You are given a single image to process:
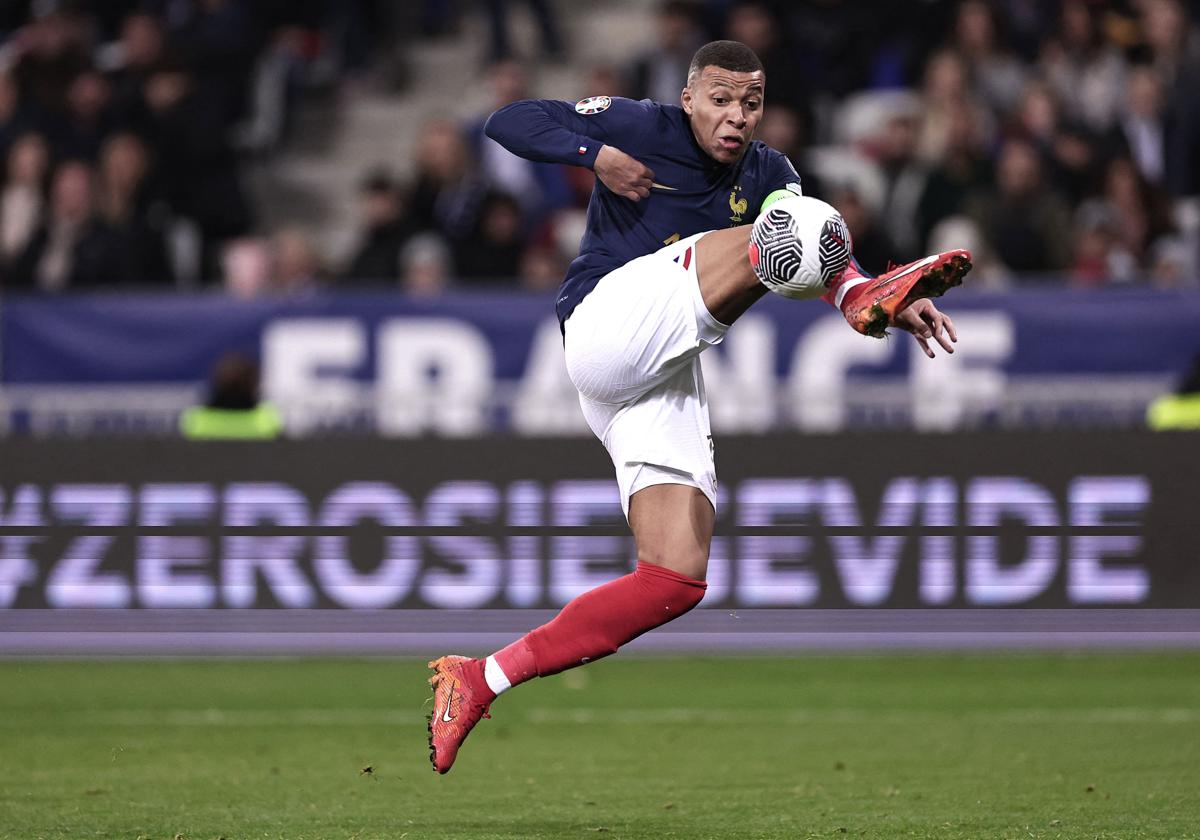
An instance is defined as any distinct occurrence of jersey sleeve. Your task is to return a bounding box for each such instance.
[484,97,660,169]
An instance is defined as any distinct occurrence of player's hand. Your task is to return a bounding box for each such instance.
[893,298,957,358]
[594,144,655,201]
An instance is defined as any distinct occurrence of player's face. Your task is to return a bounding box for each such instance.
[682,66,765,164]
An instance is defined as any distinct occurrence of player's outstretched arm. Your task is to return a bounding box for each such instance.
[484,97,658,172]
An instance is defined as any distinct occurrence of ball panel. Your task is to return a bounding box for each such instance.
[818,215,852,286]
[749,206,802,292]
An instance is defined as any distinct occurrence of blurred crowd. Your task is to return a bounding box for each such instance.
[351,0,1200,296]
[0,0,399,293]
[1,0,1199,297]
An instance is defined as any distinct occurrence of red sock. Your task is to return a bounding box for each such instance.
[491,561,706,686]
[823,256,873,311]
[493,637,537,685]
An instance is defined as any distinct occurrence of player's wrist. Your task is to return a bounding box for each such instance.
[579,141,604,170]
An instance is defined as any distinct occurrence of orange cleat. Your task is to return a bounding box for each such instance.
[840,249,972,338]
[427,655,493,774]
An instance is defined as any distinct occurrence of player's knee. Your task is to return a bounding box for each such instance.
[634,555,708,615]
[668,579,706,614]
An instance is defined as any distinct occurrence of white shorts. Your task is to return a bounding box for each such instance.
[564,232,729,518]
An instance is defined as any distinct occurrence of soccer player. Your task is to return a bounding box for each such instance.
[427,40,971,773]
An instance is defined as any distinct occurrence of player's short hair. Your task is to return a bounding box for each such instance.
[686,40,764,86]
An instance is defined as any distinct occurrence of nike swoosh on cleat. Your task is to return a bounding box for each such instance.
[441,692,455,723]
[880,254,939,285]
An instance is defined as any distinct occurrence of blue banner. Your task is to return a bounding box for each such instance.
[2,287,1198,432]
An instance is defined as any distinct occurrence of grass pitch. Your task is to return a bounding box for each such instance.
[1,654,1198,839]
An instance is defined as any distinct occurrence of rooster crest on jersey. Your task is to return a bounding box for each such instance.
[749,195,851,300]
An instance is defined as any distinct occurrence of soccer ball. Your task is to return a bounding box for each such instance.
[748,195,852,300]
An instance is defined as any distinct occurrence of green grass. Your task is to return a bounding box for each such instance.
[1,654,1198,839]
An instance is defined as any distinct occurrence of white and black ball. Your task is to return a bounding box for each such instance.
[748,195,852,300]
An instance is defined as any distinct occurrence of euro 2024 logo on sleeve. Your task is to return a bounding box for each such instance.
[575,96,611,115]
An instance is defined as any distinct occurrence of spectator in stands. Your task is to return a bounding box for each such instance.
[272,228,323,296]
[456,192,525,282]
[1108,63,1168,188]
[969,137,1072,274]
[949,0,1028,118]
[1070,201,1129,285]
[229,24,307,155]
[625,1,703,105]
[108,12,167,123]
[95,132,172,287]
[1011,79,1096,203]
[222,236,273,299]
[169,0,259,131]
[0,133,49,272]
[48,69,115,162]
[401,232,451,297]
[13,10,92,117]
[345,170,412,282]
[485,0,563,62]
[1040,0,1126,134]
[10,159,120,291]
[917,103,993,253]
[466,60,569,232]
[870,100,929,264]
[915,49,992,165]
[1141,0,1200,196]
[1148,235,1200,288]
[1101,156,1175,274]
[410,118,487,244]
[139,61,252,272]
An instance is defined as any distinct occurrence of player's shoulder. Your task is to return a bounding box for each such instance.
[572,97,679,150]
[745,140,801,179]
[572,95,661,117]
[745,139,790,166]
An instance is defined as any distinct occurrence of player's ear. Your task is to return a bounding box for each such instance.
[681,86,693,115]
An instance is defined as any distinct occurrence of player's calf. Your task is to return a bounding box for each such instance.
[426,560,707,774]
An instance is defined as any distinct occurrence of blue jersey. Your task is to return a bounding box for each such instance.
[484,96,802,326]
